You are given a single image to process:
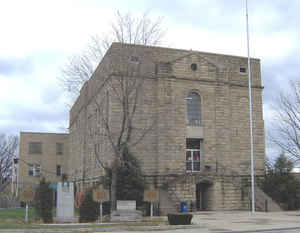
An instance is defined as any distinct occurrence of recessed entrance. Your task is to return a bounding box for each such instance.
[196,182,211,210]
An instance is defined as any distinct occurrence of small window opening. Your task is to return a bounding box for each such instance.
[240,67,247,73]
[191,63,197,71]
[56,165,62,176]
[130,56,139,62]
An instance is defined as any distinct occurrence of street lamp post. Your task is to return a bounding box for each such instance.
[246,0,256,213]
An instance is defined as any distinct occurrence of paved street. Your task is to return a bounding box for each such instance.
[1,211,300,233]
[245,230,300,233]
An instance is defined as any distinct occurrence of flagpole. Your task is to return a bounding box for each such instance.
[246,0,255,213]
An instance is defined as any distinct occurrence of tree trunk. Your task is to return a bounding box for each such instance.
[110,160,118,212]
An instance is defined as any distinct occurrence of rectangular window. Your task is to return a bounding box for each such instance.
[130,56,139,63]
[186,138,201,172]
[28,164,34,176]
[56,143,64,155]
[29,164,40,177]
[29,142,42,154]
[240,67,247,74]
[56,165,61,176]
[35,164,40,177]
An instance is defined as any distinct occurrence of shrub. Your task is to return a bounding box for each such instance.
[167,213,193,225]
[79,189,99,222]
[104,147,145,207]
[261,153,300,210]
[34,178,53,223]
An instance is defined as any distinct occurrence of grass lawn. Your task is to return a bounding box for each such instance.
[0,207,36,229]
[0,208,168,230]
[0,207,57,229]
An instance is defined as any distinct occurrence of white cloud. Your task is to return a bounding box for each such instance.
[0,0,115,57]
[0,0,299,162]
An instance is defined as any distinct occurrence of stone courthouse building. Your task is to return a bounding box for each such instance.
[18,43,274,213]
[66,42,268,213]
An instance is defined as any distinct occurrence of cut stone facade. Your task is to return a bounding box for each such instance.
[18,43,266,214]
[67,43,266,213]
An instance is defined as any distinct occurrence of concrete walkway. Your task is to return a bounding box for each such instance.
[94,211,300,232]
[1,211,300,233]
[191,211,300,232]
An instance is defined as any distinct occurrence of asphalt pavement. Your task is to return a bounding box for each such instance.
[1,211,300,233]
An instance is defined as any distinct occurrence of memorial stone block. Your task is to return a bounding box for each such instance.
[117,200,136,210]
[56,182,77,222]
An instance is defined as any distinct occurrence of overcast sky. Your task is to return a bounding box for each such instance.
[1,0,299,158]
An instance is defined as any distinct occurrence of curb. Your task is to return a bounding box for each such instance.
[1,225,300,233]
[213,227,300,233]
[0,224,202,233]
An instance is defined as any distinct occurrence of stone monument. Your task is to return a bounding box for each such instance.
[55,182,77,222]
[111,200,142,221]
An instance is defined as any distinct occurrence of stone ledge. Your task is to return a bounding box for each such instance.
[53,217,78,223]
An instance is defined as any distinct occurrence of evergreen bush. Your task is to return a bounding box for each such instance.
[34,178,53,223]
[104,147,145,207]
[79,189,99,222]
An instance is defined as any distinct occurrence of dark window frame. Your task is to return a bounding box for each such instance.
[28,163,40,177]
[186,138,201,172]
[187,92,201,126]
[56,165,62,176]
[240,67,247,74]
[28,164,34,176]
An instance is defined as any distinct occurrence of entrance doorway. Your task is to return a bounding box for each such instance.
[196,183,211,210]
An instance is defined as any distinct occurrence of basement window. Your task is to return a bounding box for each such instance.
[191,63,197,71]
[240,67,247,74]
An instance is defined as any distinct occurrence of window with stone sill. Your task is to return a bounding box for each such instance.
[187,91,201,126]
[29,142,42,154]
[186,138,201,172]
[240,67,247,74]
[28,164,41,177]
[56,165,62,176]
[56,143,64,155]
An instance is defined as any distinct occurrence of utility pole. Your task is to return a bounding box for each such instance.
[11,157,14,195]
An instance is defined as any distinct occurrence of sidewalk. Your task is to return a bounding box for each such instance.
[1,211,300,233]
[96,211,300,232]
[191,211,300,232]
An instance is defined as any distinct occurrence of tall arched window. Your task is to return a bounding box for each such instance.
[187,92,201,126]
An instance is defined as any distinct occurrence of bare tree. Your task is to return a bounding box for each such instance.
[0,134,18,194]
[59,11,165,102]
[91,48,156,211]
[270,81,300,161]
[61,10,165,211]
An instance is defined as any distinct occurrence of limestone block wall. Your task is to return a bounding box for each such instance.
[167,176,196,202]
[67,43,265,211]
[212,176,247,210]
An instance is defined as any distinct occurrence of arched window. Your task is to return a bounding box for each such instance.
[187,92,201,126]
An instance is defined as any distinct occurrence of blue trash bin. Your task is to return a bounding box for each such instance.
[181,201,187,213]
